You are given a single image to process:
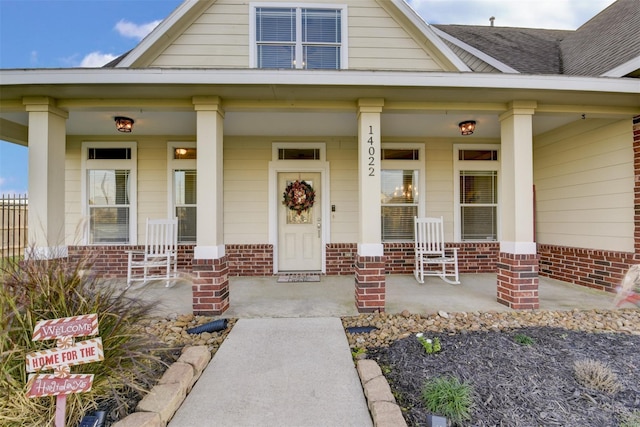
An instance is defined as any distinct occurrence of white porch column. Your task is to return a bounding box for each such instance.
[191,96,228,315]
[355,98,386,313]
[497,100,539,309]
[23,96,68,259]
[193,96,225,259]
[357,98,384,256]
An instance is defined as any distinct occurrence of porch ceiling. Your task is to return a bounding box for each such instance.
[1,69,638,142]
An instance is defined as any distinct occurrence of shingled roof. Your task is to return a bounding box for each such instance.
[561,0,640,76]
[433,0,640,77]
[432,25,570,74]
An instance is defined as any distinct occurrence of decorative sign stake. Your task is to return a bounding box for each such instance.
[26,314,102,427]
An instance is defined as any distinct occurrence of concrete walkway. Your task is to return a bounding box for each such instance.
[168,317,373,427]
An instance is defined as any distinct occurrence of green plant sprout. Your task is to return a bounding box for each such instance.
[514,333,535,346]
[416,333,441,354]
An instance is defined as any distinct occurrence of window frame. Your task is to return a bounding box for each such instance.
[81,141,137,245]
[380,143,425,242]
[453,144,500,242]
[249,2,349,69]
[167,141,197,244]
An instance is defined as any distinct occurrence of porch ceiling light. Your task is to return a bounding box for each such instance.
[114,116,134,133]
[458,120,476,135]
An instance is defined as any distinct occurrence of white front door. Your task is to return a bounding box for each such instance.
[278,172,322,271]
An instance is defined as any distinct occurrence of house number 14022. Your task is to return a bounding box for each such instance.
[367,125,376,176]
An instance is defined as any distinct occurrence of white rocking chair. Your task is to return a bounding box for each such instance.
[126,218,178,287]
[414,216,460,284]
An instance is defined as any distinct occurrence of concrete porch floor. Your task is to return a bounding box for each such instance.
[125,273,623,318]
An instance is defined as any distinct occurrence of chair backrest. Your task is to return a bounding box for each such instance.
[414,216,446,255]
[144,218,178,256]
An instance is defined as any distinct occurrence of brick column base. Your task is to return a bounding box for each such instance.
[354,255,386,313]
[192,256,229,316]
[497,252,539,309]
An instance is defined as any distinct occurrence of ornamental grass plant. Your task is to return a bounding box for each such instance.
[0,251,174,426]
[421,375,474,426]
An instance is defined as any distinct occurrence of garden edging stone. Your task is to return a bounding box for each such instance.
[113,345,210,427]
[357,359,408,427]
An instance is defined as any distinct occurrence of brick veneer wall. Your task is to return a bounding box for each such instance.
[68,245,195,279]
[538,245,635,293]
[384,242,499,275]
[635,116,640,256]
[226,244,273,276]
[69,241,500,278]
[326,243,357,275]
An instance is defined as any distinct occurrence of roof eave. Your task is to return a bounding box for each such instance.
[601,56,640,78]
[1,68,638,94]
[430,26,519,74]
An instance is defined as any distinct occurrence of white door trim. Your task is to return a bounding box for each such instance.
[268,160,330,274]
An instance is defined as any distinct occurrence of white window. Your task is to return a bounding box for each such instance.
[250,4,347,69]
[82,142,137,244]
[168,143,197,243]
[454,145,500,241]
[381,145,424,241]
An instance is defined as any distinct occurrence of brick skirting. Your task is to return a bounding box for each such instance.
[354,255,386,313]
[497,252,539,310]
[226,244,273,276]
[538,244,637,293]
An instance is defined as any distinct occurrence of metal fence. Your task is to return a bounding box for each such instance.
[1,193,28,261]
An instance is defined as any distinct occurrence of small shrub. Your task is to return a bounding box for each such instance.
[421,375,473,425]
[514,333,535,346]
[416,333,441,354]
[573,359,621,394]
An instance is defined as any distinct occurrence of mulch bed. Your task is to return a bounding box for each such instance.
[369,327,640,426]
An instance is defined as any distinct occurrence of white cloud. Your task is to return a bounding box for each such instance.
[79,52,118,68]
[29,50,39,65]
[408,0,616,29]
[115,19,161,40]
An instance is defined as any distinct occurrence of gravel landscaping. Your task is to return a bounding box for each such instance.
[343,308,640,427]
[108,308,640,426]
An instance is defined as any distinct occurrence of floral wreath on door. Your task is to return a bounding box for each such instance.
[282,180,315,215]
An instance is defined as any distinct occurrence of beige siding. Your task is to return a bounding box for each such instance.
[348,2,444,71]
[533,119,634,251]
[223,137,271,244]
[137,138,169,243]
[424,140,456,239]
[150,0,448,71]
[327,139,359,243]
[65,139,83,245]
[150,1,249,68]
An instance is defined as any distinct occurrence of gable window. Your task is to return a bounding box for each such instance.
[454,145,499,241]
[381,145,424,241]
[82,142,137,244]
[251,4,347,69]
[168,143,197,243]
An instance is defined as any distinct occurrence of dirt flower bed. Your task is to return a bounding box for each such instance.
[343,309,640,427]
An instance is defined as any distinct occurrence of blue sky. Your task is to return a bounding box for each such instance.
[0,0,616,195]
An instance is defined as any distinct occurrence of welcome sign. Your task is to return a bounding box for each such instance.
[25,314,103,427]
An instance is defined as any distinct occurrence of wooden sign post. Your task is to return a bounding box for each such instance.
[26,314,103,427]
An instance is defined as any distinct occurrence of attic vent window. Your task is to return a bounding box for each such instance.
[278,148,320,160]
[458,150,498,161]
[88,148,131,160]
[253,6,345,70]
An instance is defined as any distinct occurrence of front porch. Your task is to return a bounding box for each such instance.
[125,273,621,319]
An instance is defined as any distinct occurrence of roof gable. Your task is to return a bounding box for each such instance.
[115,0,468,72]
